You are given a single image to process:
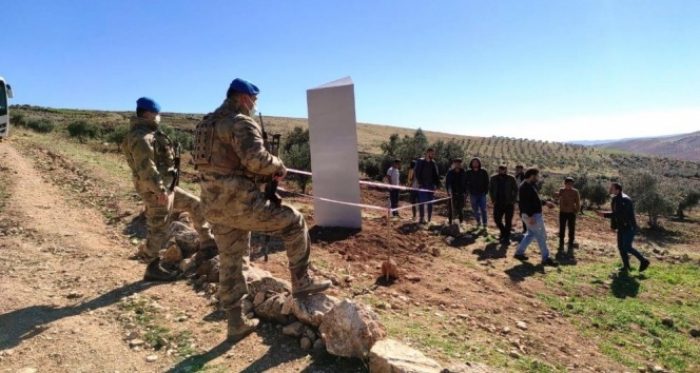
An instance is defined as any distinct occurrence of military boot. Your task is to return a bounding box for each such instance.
[143,257,181,282]
[226,307,259,343]
[291,266,332,297]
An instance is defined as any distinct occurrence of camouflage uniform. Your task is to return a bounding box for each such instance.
[123,117,216,260]
[196,99,326,314]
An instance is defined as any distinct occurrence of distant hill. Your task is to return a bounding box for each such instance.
[600,131,700,162]
[9,105,700,179]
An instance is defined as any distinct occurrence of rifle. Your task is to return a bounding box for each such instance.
[259,113,282,262]
[169,142,181,192]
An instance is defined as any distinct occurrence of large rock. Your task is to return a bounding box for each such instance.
[254,293,290,324]
[369,339,442,373]
[319,299,386,358]
[441,362,505,373]
[292,293,341,327]
[247,266,292,295]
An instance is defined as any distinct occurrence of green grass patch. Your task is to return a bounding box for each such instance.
[540,262,700,372]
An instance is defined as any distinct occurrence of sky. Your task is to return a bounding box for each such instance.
[2,0,699,142]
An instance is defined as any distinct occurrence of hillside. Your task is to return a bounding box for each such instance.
[600,131,700,162]
[9,105,700,179]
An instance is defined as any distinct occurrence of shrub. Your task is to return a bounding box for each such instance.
[26,118,55,133]
[10,112,27,127]
[67,120,99,143]
[106,124,130,152]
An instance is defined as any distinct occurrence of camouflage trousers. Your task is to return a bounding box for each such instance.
[199,176,311,310]
[140,186,216,259]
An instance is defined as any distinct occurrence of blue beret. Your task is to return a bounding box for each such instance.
[136,97,161,113]
[229,78,260,95]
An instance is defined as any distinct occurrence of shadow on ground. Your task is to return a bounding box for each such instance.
[611,273,642,299]
[309,226,362,244]
[505,261,543,282]
[473,242,510,261]
[165,322,367,373]
[0,281,159,350]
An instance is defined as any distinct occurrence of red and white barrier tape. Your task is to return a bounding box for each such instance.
[286,168,447,195]
[278,187,451,213]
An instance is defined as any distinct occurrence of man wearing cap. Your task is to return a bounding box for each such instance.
[445,158,467,225]
[194,78,331,342]
[554,177,581,255]
[123,97,217,280]
[489,165,519,244]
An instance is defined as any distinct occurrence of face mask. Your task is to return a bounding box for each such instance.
[247,97,258,117]
[154,114,161,124]
[610,193,617,198]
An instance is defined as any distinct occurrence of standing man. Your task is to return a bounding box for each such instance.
[555,177,581,255]
[193,78,331,342]
[413,148,440,225]
[489,165,519,244]
[445,158,467,225]
[384,159,401,217]
[407,160,419,220]
[465,158,490,230]
[513,168,558,267]
[514,165,527,234]
[598,183,650,273]
[123,97,217,281]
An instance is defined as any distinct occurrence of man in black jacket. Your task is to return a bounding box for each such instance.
[465,157,490,230]
[489,165,519,244]
[598,183,650,273]
[413,148,441,224]
[513,168,558,267]
[514,165,527,234]
[446,158,467,225]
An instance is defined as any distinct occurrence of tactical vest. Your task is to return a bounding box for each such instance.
[192,113,244,175]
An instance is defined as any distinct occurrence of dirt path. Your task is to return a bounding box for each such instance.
[0,140,157,372]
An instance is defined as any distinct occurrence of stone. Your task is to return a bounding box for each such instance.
[161,245,183,264]
[292,293,341,327]
[196,257,220,282]
[281,296,294,315]
[652,338,661,347]
[441,223,461,237]
[179,257,195,272]
[516,321,528,330]
[652,366,664,373]
[145,355,158,362]
[380,259,399,280]
[690,328,700,338]
[129,339,145,347]
[502,327,511,334]
[509,350,521,359]
[17,369,37,373]
[253,292,266,307]
[304,328,317,341]
[319,299,386,358]
[282,322,306,337]
[313,338,326,352]
[300,336,313,351]
[254,294,289,324]
[369,339,442,373]
[661,318,674,328]
[66,291,83,299]
[247,266,292,295]
[441,362,505,373]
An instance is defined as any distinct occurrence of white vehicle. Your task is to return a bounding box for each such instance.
[0,76,14,138]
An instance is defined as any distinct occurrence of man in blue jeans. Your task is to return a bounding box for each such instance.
[514,168,559,267]
[413,148,441,225]
[465,157,490,230]
[598,182,650,273]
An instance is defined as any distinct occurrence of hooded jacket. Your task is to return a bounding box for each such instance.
[464,158,490,195]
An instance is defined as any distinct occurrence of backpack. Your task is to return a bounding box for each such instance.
[192,114,216,169]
